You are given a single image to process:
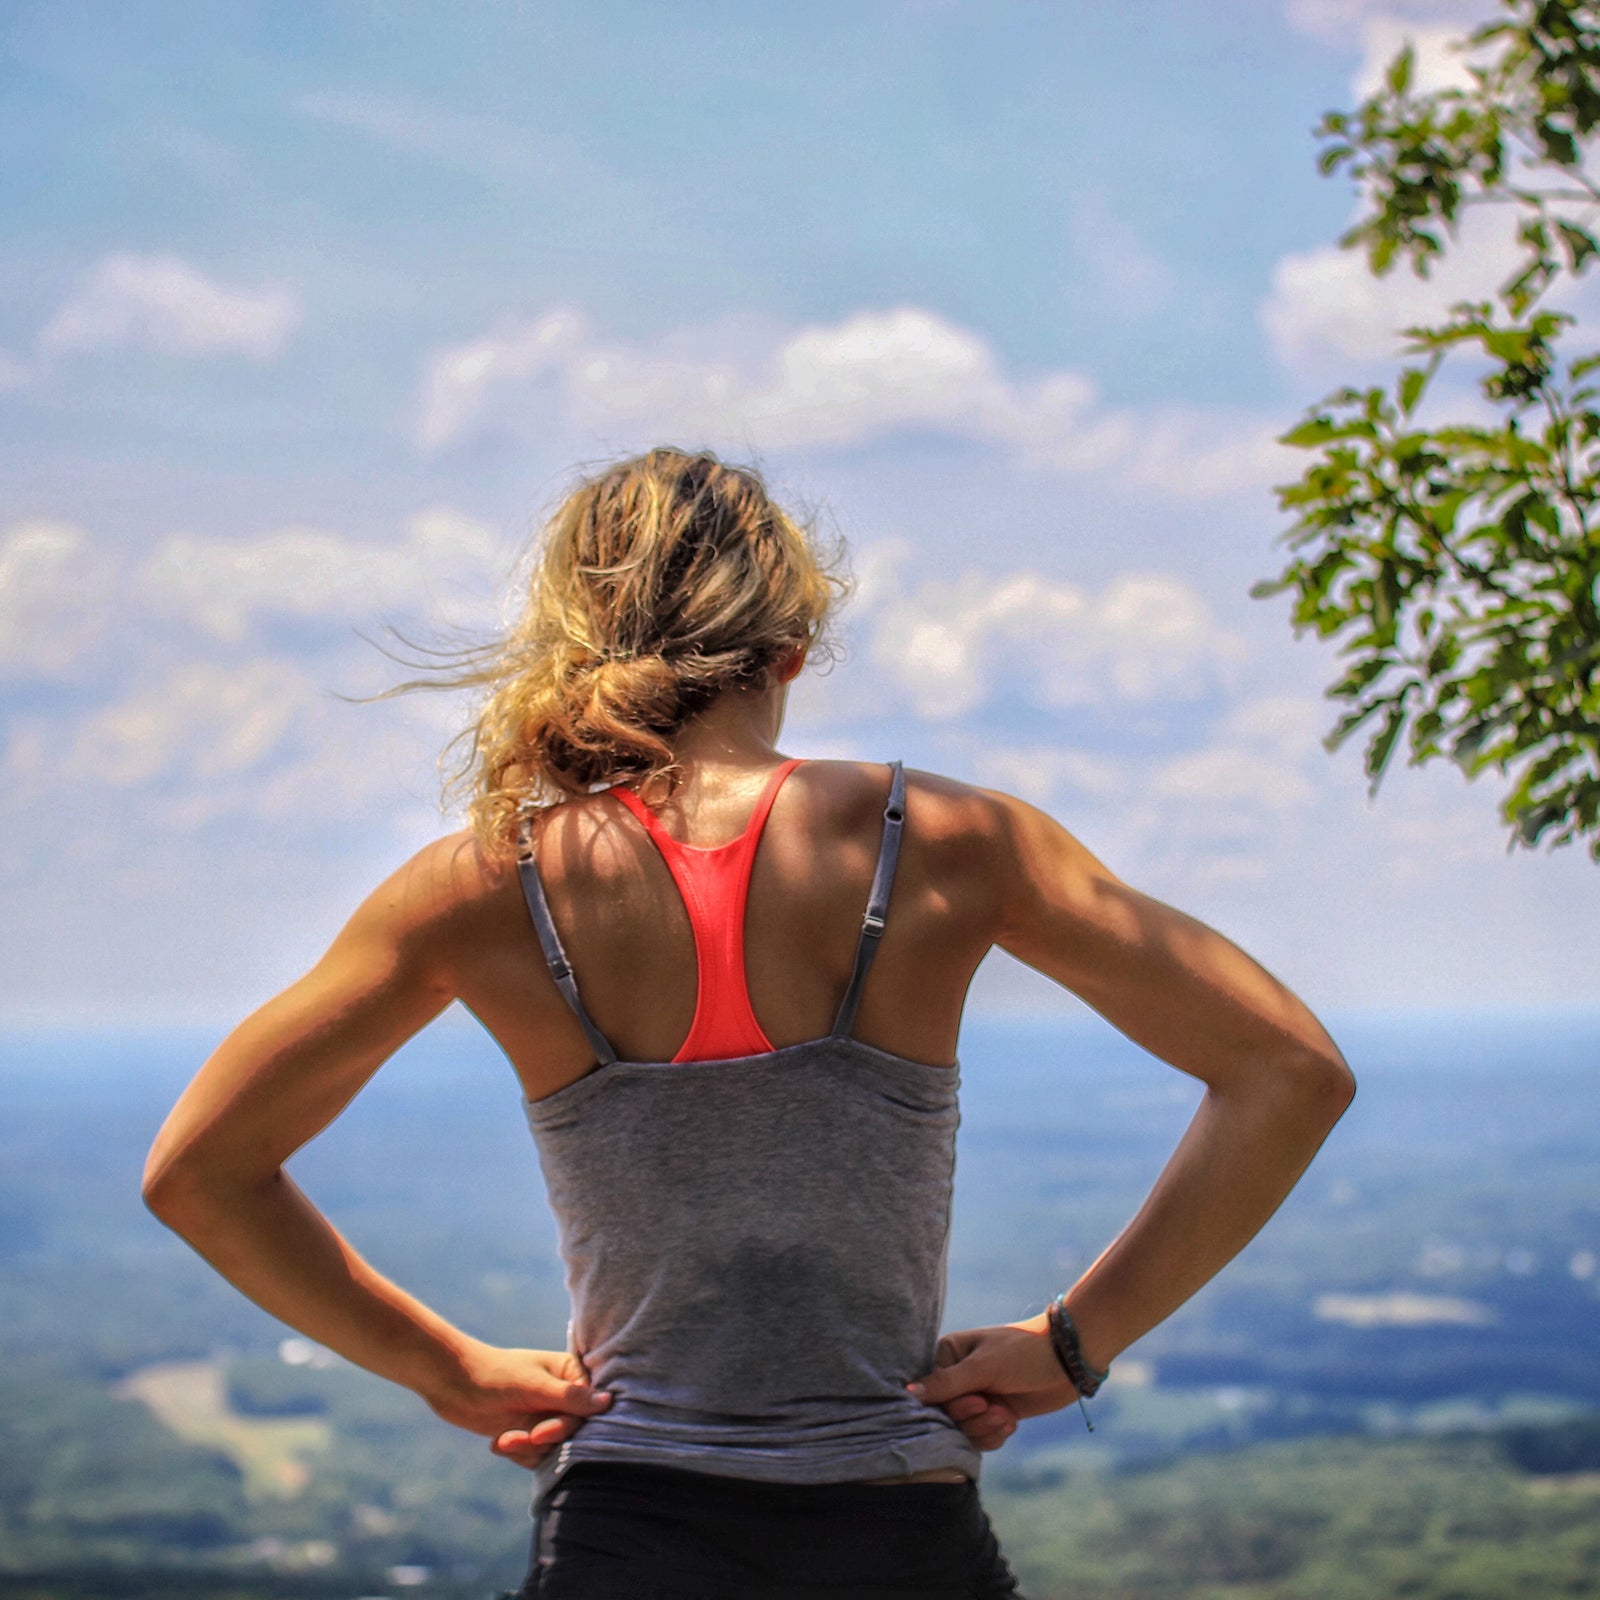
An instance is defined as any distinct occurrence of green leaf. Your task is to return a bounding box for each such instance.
[1537,123,1580,166]
[1512,798,1569,846]
[1332,655,1392,697]
[1557,221,1600,274]
[1372,562,1403,643]
[1279,417,1345,448]
[1325,697,1387,750]
[1365,703,1409,789]
[1249,576,1292,600]
[1452,711,1515,766]
[1386,43,1415,97]
[1398,365,1430,416]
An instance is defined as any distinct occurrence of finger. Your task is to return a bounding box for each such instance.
[527,1413,587,1447]
[953,1408,1017,1446]
[908,1352,988,1406]
[558,1381,614,1414]
[971,1418,1018,1453]
[941,1393,990,1423]
[954,1400,1017,1440]
[497,1414,581,1451]
[932,1330,980,1370]
[489,1440,548,1471]
[522,1380,614,1416]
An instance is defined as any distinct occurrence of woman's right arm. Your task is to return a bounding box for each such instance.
[142,837,611,1464]
[915,792,1355,1435]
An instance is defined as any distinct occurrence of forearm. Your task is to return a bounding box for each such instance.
[1053,1056,1354,1369]
[146,1164,473,1406]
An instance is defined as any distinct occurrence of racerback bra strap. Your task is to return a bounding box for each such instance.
[833,760,906,1039]
[517,819,619,1067]
[517,760,906,1063]
[611,758,803,1063]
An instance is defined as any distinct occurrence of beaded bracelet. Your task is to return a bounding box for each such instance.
[1046,1293,1110,1432]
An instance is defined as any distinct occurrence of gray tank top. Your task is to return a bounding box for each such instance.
[518,761,979,1495]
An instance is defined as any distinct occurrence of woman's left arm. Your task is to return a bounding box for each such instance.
[142,839,610,1463]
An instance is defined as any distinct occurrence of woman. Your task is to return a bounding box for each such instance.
[144,447,1355,1599]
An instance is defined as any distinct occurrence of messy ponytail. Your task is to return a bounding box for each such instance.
[412,447,848,853]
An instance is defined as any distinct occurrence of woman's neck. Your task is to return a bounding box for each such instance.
[669,679,791,776]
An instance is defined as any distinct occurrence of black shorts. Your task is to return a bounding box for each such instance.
[509,1461,1025,1599]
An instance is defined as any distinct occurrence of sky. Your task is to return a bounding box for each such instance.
[3,0,1596,1029]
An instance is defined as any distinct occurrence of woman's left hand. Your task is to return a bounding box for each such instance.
[914,1317,1073,1452]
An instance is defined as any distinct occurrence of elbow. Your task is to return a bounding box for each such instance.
[141,1150,197,1227]
[1216,1044,1354,1130]
[142,1144,257,1231]
[1291,1046,1357,1128]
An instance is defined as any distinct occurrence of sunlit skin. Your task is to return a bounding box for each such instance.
[144,646,1355,1475]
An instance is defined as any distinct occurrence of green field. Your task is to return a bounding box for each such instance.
[5,1353,1600,1599]
[990,1433,1600,1599]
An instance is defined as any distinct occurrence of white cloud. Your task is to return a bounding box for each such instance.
[1066,189,1176,319]
[1350,18,1481,98]
[960,743,1129,806]
[1260,200,1525,370]
[0,519,112,677]
[144,507,506,642]
[0,508,507,687]
[1285,0,1492,49]
[859,556,1246,720]
[0,506,514,856]
[1150,745,1315,811]
[417,308,589,451]
[1223,694,1329,760]
[295,89,611,194]
[72,659,317,791]
[37,253,300,360]
[44,655,454,836]
[417,303,1290,497]
[299,88,531,174]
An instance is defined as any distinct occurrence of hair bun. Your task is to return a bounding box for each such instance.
[442,446,846,845]
[573,651,685,731]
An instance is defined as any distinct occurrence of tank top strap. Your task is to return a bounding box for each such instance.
[833,760,906,1039]
[516,818,618,1067]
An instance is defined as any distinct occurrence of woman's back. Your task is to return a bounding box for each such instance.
[472,756,993,1492]
[452,757,1010,1103]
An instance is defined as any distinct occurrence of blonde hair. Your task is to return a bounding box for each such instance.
[414,447,847,853]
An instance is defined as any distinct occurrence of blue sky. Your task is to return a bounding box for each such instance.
[4,0,1595,1027]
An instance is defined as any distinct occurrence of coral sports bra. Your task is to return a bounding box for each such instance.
[608,756,805,1062]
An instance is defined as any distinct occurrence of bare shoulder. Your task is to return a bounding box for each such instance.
[796,759,1038,927]
[895,768,1119,935]
[790,758,997,826]
[343,828,523,961]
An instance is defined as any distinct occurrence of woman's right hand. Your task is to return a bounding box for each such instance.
[911,1316,1076,1448]
[426,1339,614,1469]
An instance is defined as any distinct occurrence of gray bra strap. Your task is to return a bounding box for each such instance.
[833,761,906,1039]
[517,821,618,1067]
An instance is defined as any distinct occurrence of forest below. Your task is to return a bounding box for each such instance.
[4,1011,1598,1598]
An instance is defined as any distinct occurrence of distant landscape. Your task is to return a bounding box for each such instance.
[4,1010,1598,1598]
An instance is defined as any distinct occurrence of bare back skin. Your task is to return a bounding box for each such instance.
[453,759,999,1099]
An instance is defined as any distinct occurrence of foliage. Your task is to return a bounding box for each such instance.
[1500,1413,1600,1471]
[989,1432,1600,1600]
[1259,0,1600,857]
